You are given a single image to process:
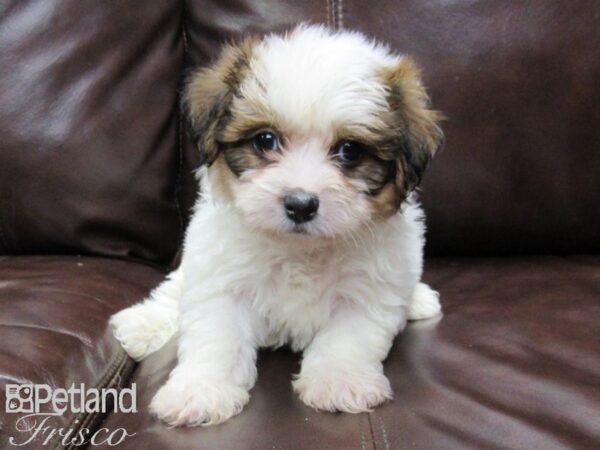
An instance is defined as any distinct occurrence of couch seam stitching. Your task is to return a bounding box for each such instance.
[63,351,126,450]
[368,412,379,450]
[52,349,133,450]
[332,0,337,29]
[0,201,12,251]
[170,0,188,271]
[0,217,8,252]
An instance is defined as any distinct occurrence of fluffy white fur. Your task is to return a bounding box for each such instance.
[238,27,396,137]
[110,25,441,427]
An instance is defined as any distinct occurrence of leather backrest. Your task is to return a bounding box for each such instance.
[182,0,600,256]
[1,0,598,263]
[0,0,184,265]
[342,0,600,256]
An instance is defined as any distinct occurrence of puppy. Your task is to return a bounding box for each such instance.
[111,25,443,427]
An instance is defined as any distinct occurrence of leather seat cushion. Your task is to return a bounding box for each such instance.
[93,256,600,449]
[0,256,163,449]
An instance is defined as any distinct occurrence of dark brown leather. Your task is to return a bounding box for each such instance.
[0,256,163,449]
[0,0,184,265]
[2,1,598,262]
[94,257,600,450]
[373,257,600,450]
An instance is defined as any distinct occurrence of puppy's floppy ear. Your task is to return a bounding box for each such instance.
[183,40,254,166]
[384,56,444,199]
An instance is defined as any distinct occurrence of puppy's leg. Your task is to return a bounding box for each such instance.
[407,282,441,321]
[293,305,398,413]
[110,268,183,361]
[150,292,258,426]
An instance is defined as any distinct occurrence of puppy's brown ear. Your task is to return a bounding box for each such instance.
[183,40,254,166]
[384,56,444,200]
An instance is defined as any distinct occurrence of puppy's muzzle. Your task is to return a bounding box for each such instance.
[284,189,319,224]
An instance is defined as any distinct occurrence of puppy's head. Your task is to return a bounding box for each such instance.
[185,25,443,239]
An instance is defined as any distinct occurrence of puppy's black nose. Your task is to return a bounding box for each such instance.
[284,190,319,223]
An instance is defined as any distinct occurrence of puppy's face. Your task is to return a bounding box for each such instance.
[186,26,443,240]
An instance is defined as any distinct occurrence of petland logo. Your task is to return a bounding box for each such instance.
[5,383,137,447]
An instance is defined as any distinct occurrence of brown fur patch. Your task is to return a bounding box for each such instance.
[340,153,395,195]
[184,37,258,165]
[369,181,399,219]
[218,110,276,146]
[357,56,444,213]
[222,141,270,177]
[210,155,236,203]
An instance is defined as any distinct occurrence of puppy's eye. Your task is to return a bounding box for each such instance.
[333,141,365,166]
[253,131,279,152]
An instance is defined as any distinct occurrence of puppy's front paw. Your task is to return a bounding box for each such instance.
[293,364,392,413]
[407,282,441,321]
[110,303,177,361]
[149,377,250,426]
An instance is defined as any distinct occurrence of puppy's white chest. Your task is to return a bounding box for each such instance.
[275,259,323,293]
[252,254,337,350]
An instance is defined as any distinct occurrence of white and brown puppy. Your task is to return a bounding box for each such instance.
[111,25,443,427]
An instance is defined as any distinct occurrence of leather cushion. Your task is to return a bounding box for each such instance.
[0,0,184,265]
[0,256,163,449]
[94,257,600,449]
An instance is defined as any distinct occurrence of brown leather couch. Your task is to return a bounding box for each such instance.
[1,1,598,449]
